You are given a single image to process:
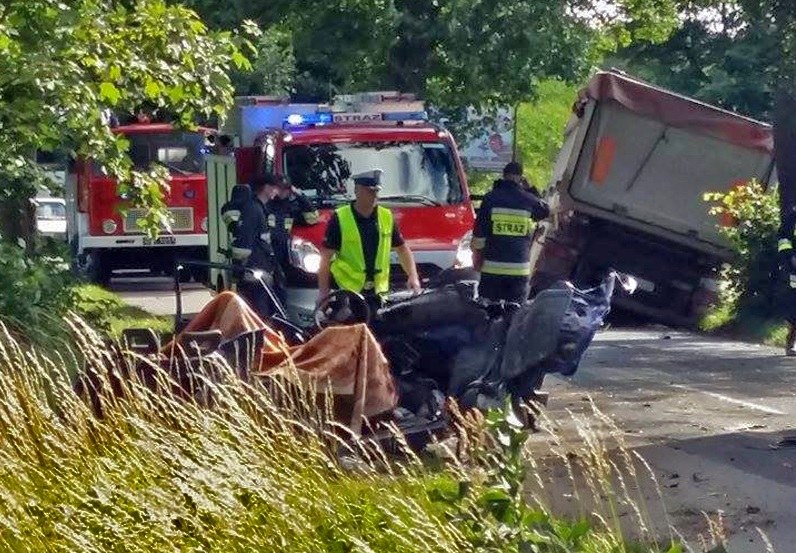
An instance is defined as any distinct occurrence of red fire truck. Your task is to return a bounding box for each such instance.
[206,92,476,327]
[65,121,213,284]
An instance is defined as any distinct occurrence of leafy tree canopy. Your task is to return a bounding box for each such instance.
[184,0,680,136]
[0,0,258,238]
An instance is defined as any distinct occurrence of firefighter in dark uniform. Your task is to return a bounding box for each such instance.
[234,175,279,318]
[263,174,320,305]
[777,206,796,356]
[471,161,550,303]
[317,169,421,314]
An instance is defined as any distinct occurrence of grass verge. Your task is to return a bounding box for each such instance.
[0,317,706,553]
[699,303,788,349]
[70,284,173,337]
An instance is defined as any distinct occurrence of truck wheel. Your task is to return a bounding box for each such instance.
[75,251,111,285]
[177,266,192,283]
[190,266,209,285]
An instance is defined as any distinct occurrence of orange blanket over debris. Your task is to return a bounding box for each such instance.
[168,292,398,433]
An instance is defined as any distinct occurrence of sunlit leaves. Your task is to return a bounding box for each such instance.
[0,0,258,238]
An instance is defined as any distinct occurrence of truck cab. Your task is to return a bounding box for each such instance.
[65,122,213,283]
[206,93,476,327]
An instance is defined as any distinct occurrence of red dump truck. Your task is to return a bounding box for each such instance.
[529,70,776,326]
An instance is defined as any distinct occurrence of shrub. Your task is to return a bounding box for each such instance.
[0,241,77,343]
[704,180,781,319]
[0,241,166,350]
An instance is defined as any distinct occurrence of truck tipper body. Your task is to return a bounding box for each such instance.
[529,70,776,325]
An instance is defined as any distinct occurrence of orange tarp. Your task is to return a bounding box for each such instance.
[166,291,399,434]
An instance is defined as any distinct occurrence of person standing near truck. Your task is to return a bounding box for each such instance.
[263,173,320,305]
[777,207,796,356]
[317,169,421,313]
[471,161,550,303]
[235,175,280,318]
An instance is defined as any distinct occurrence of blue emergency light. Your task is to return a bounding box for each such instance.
[381,111,428,121]
[282,109,428,129]
[284,112,334,127]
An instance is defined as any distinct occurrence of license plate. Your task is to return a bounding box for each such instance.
[143,236,177,246]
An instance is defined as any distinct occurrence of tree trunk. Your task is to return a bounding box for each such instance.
[772,0,796,219]
[774,87,796,218]
[0,194,37,255]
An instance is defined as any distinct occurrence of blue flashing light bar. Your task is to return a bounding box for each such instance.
[283,111,333,128]
[381,111,428,122]
[282,109,428,129]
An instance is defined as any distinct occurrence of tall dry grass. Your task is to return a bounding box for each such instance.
[0,315,769,552]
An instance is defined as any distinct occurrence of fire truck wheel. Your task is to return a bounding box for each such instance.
[190,266,209,285]
[76,251,111,285]
[177,267,192,283]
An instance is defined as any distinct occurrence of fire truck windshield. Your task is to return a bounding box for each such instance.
[282,141,464,205]
[92,131,207,175]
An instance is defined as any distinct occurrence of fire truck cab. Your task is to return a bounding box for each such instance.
[206,92,476,327]
[65,122,213,283]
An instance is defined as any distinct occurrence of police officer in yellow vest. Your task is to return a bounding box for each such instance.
[317,169,421,311]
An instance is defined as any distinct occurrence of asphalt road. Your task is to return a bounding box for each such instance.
[110,274,213,316]
[113,277,795,552]
[538,329,796,552]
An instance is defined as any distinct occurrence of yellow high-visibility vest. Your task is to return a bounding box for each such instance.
[330,204,393,294]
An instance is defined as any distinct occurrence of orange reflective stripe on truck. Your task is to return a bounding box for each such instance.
[590,135,616,185]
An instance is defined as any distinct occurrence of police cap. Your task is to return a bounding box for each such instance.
[353,169,383,190]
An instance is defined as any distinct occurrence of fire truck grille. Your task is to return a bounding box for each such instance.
[123,207,194,234]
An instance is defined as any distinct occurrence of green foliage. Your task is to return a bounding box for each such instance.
[233,26,297,97]
[0,243,74,334]
[515,80,580,190]
[467,79,579,195]
[67,285,172,338]
[607,6,778,121]
[424,401,685,552]
[0,0,258,238]
[186,0,679,122]
[0,339,680,551]
[704,180,781,317]
[0,242,167,350]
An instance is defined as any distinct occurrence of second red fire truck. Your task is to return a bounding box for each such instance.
[64,118,213,283]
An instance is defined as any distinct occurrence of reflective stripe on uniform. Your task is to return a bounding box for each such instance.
[779,238,793,252]
[490,207,534,237]
[492,207,531,217]
[481,259,531,276]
